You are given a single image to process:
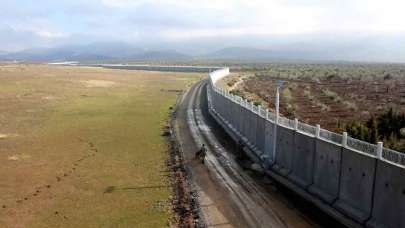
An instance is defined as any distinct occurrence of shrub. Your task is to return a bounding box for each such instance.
[253,101,262,106]
[285,103,295,118]
[230,89,243,98]
[282,88,293,103]
[315,101,330,112]
[322,88,342,102]
[377,108,405,138]
[343,100,358,111]
[346,121,369,141]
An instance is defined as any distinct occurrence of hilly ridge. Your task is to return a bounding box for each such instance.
[0,42,189,61]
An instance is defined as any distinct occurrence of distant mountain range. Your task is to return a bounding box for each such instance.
[0,45,311,62]
[0,42,190,62]
[205,47,277,59]
[202,46,350,62]
[1,42,402,63]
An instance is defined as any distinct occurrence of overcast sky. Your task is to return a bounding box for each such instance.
[1,0,405,61]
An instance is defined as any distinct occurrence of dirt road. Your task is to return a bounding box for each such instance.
[173,80,345,227]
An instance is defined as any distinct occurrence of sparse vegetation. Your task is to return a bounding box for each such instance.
[229,89,244,99]
[226,76,240,88]
[226,62,405,152]
[322,88,342,102]
[253,101,262,106]
[0,64,200,227]
[282,87,293,103]
[236,63,405,131]
[248,63,405,81]
[303,86,314,101]
[316,101,330,112]
[282,87,295,117]
[343,100,358,111]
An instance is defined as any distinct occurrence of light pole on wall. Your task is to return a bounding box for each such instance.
[273,80,284,163]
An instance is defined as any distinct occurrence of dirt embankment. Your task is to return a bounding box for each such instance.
[165,108,203,227]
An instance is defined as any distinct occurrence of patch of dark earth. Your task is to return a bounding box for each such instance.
[165,106,205,228]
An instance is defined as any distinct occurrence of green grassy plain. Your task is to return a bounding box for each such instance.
[0,64,201,228]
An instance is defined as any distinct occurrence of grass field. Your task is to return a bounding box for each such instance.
[0,64,201,228]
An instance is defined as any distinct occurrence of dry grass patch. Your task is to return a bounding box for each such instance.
[81,80,116,88]
[0,64,201,228]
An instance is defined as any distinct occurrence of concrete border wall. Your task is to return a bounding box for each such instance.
[308,140,342,203]
[367,160,405,228]
[264,121,275,162]
[273,127,294,176]
[256,115,266,153]
[95,64,221,73]
[289,133,316,188]
[248,107,258,148]
[236,100,244,134]
[207,67,405,228]
[333,148,377,223]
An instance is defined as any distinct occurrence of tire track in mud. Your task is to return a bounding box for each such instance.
[186,81,320,228]
[187,81,286,227]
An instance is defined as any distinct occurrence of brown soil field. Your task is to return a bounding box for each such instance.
[229,74,405,132]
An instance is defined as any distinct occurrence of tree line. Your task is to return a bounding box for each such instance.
[342,108,405,152]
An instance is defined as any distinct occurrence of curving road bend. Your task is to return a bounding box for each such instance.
[173,80,344,228]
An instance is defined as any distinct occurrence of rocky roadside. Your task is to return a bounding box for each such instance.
[164,102,205,228]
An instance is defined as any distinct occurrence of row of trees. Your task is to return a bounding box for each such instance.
[344,108,405,152]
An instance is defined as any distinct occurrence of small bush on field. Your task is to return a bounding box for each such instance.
[227,78,239,88]
[230,89,241,96]
[384,133,401,151]
[288,83,298,90]
[377,108,405,138]
[230,89,245,99]
[282,88,293,103]
[285,103,295,118]
[384,73,393,80]
[317,102,330,112]
[343,100,358,111]
[322,89,342,102]
[303,88,315,101]
[253,101,262,106]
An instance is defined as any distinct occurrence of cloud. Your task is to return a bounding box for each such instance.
[0,26,45,51]
[93,0,405,40]
[35,31,68,39]
[0,0,405,62]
